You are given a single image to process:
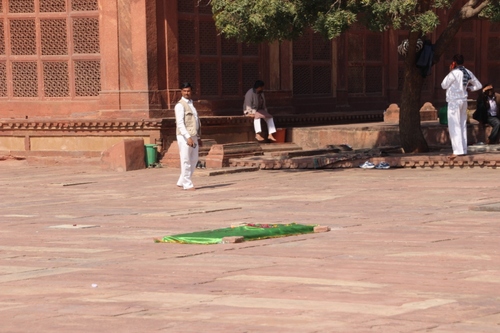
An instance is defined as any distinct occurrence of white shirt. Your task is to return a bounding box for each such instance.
[441,67,482,102]
[488,96,498,117]
[174,97,199,139]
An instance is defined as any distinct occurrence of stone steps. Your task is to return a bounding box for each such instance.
[228,144,500,170]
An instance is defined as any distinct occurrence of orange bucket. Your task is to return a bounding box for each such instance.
[274,128,286,143]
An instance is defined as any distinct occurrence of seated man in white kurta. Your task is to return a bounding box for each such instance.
[243,80,277,142]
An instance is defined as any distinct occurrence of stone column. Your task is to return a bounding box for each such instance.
[98,0,167,118]
[269,41,280,90]
[387,29,400,102]
[164,0,180,109]
[280,41,293,91]
[98,0,120,113]
[335,35,348,106]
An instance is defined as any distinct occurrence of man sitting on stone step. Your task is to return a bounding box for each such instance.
[475,84,500,144]
[243,80,277,142]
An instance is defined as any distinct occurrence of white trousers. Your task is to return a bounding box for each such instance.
[176,135,199,189]
[447,100,468,155]
[254,118,276,134]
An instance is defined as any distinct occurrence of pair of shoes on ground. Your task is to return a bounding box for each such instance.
[359,161,390,169]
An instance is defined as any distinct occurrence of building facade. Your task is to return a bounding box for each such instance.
[0,0,499,154]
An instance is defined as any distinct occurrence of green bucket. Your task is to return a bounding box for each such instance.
[438,105,448,125]
[144,144,158,167]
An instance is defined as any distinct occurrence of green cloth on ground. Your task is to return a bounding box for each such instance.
[155,223,316,244]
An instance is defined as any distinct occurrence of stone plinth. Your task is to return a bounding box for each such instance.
[384,104,400,123]
[101,138,145,172]
[385,103,438,124]
[161,141,180,168]
[160,139,217,168]
[420,102,438,121]
[205,142,264,168]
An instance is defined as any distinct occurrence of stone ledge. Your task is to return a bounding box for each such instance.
[228,147,500,170]
[160,139,217,168]
[0,119,162,131]
[205,142,263,168]
[197,167,260,177]
[469,202,500,212]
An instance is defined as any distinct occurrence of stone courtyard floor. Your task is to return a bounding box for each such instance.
[1,159,500,332]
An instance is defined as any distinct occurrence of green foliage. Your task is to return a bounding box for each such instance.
[212,0,332,42]
[479,1,500,22]
[432,0,453,9]
[212,0,500,42]
[413,10,440,33]
[314,10,359,39]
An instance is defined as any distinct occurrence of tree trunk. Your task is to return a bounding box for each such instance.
[399,32,429,153]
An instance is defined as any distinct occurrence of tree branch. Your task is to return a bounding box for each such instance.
[433,0,490,63]
[460,0,490,20]
[461,0,490,19]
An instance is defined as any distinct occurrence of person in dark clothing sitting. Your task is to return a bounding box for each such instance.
[475,84,500,144]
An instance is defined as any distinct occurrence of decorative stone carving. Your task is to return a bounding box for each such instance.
[420,102,438,121]
[384,104,400,123]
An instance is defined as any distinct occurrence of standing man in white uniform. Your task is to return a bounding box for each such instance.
[441,54,482,160]
[175,82,201,191]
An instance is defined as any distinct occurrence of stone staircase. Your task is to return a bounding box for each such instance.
[209,143,500,170]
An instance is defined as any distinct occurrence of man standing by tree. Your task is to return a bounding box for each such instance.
[441,54,482,160]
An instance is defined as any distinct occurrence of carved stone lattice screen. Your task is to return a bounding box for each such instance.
[0,0,100,99]
[293,30,332,95]
[177,0,260,97]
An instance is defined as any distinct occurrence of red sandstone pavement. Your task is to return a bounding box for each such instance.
[1,159,500,333]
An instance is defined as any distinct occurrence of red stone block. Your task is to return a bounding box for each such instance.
[314,225,331,233]
[222,236,245,244]
[100,138,145,172]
